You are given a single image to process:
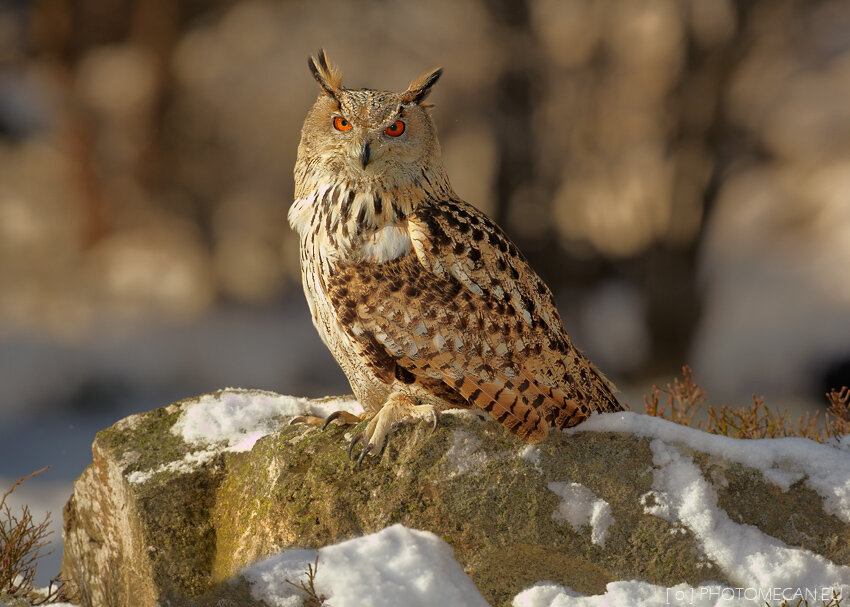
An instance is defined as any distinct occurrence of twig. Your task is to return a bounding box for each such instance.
[284,554,325,606]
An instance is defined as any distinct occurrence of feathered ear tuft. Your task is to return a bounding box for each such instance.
[399,67,442,104]
[307,49,343,100]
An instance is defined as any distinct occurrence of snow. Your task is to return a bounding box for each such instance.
[567,411,850,523]
[445,429,491,477]
[240,497,844,607]
[174,390,361,451]
[518,444,543,473]
[523,412,850,606]
[513,580,847,606]
[125,448,221,484]
[512,580,845,606]
[126,390,361,484]
[547,482,613,547]
[243,524,490,607]
[644,439,850,595]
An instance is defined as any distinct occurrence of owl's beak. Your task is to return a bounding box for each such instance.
[360,141,371,169]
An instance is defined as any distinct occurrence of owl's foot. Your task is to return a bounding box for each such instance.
[289,410,363,427]
[349,392,439,467]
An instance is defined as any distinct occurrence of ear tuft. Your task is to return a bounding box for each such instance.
[400,67,442,105]
[307,49,344,100]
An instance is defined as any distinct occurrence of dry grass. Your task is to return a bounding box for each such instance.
[1,467,69,604]
[643,367,850,442]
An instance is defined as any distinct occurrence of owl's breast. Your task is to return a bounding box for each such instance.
[297,211,402,410]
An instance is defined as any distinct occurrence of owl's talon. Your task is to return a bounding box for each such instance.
[356,443,374,468]
[348,432,363,460]
[289,416,308,425]
[430,409,440,432]
[322,411,343,430]
[322,410,363,429]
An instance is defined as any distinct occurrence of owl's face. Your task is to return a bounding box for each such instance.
[297,51,443,186]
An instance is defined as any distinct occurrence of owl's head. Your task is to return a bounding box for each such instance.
[297,50,443,185]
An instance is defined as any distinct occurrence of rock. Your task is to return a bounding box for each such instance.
[61,390,850,607]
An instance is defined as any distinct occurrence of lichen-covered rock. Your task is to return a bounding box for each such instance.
[61,390,850,607]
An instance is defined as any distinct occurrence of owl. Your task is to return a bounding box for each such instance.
[289,50,622,463]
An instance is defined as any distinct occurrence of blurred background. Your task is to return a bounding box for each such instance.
[1,0,850,584]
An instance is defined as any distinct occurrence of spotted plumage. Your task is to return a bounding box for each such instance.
[290,50,621,457]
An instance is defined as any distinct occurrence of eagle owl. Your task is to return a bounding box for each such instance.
[289,50,622,462]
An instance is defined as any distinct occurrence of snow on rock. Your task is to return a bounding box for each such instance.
[513,581,584,606]
[643,438,850,597]
[174,389,361,451]
[513,580,848,606]
[512,580,820,606]
[518,444,543,473]
[519,412,850,606]
[126,448,220,484]
[547,482,613,547]
[568,411,850,523]
[445,429,492,477]
[126,390,360,484]
[243,524,490,607]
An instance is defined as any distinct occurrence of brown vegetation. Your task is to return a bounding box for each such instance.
[0,467,69,604]
[644,367,850,442]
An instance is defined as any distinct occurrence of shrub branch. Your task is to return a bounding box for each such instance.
[1,466,70,604]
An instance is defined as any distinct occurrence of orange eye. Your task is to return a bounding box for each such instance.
[385,120,405,137]
[333,116,352,131]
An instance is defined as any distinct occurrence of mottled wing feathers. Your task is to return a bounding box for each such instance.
[326,197,621,443]
[409,198,564,339]
[327,251,549,441]
[408,199,620,423]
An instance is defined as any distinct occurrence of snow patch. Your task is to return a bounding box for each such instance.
[567,411,850,523]
[512,580,802,606]
[513,581,583,606]
[515,579,847,606]
[643,439,850,597]
[243,524,490,607]
[126,390,360,484]
[444,429,490,477]
[547,482,613,547]
[174,389,360,451]
[518,444,543,473]
[830,434,850,452]
[126,448,219,484]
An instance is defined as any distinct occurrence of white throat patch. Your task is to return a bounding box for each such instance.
[359,222,412,263]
